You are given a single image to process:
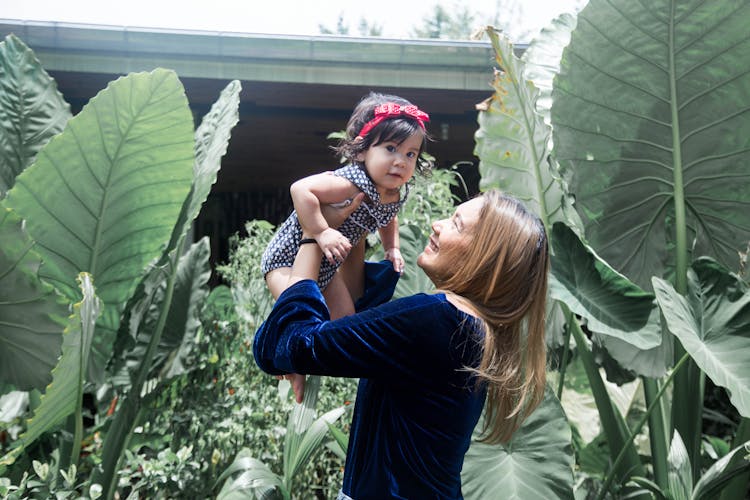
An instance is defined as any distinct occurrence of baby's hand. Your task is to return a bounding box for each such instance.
[385,247,404,274]
[315,228,352,265]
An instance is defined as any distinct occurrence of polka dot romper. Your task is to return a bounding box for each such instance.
[260,164,408,289]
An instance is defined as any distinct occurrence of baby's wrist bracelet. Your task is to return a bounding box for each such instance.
[299,238,317,245]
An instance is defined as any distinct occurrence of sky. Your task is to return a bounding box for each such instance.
[2,0,585,42]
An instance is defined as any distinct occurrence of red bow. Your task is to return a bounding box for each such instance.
[357,102,430,138]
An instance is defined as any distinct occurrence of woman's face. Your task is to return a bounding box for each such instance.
[417,196,484,283]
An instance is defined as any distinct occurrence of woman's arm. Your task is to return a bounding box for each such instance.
[253,283,460,380]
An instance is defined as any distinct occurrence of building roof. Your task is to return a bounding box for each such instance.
[1,19,497,90]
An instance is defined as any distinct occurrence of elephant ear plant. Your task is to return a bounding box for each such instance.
[471,0,750,497]
[0,34,241,499]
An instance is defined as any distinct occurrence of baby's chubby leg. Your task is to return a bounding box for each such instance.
[265,267,307,403]
[323,272,356,319]
[338,238,366,305]
[282,274,354,403]
[265,267,292,300]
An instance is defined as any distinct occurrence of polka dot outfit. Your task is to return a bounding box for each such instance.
[260,164,408,289]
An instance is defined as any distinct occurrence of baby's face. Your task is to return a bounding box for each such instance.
[357,132,422,195]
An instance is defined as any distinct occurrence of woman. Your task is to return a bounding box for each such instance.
[253,190,549,499]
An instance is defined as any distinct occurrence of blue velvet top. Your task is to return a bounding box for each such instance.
[253,265,487,499]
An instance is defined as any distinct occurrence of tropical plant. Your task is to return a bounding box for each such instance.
[0,33,241,498]
[215,382,347,500]
[472,0,750,497]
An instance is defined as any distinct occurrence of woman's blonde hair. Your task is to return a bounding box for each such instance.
[441,190,549,444]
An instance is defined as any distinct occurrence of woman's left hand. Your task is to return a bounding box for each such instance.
[319,192,365,230]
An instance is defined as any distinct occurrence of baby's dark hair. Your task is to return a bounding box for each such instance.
[333,92,433,176]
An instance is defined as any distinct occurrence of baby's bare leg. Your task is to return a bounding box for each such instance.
[265,267,293,300]
[288,275,355,404]
[338,239,366,305]
[323,272,355,319]
[265,267,307,403]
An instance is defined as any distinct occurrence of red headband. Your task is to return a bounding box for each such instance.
[357,102,430,139]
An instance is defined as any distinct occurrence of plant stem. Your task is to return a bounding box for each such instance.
[93,257,179,499]
[597,352,690,500]
[642,377,668,492]
[666,0,703,483]
[567,307,645,483]
[556,309,574,400]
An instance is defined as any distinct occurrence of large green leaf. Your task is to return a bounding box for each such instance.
[0,208,68,390]
[0,34,71,197]
[159,237,211,376]
[475,29,577,231]
[668,431,693,500]
[692,439,750,500]
[1,273,100,466]
[125,237,211,379]
[4,69,195,382]
[216,448,286,500]
[521,13,577,123]
[474,26,582,350]
[391,222,434,298]
[653,258,750,417]
[554,356,643,446]
[288,405,345,480]
[462,387,574,499]
[167,79,241,252]
[549,222,669,377]
[552,0,750,290]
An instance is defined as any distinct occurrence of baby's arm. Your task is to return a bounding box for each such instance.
[290,172,360,265]
[379,217,404,273]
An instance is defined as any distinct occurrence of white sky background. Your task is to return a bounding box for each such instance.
[2,0,586,42]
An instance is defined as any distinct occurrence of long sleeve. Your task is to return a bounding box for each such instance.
[253,279,475,382]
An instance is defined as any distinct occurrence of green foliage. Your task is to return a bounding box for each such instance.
[653,259,750,418]
[119,446,201,496]
[6,69,195,384]
[0,34,242,498]
[1,274,100,468]
[553,0,750,292]
[0,456,103,499]
[462,387,575,499]
[216,219,275,327]
[411,3,478,40]
[114,293,353,497]
[474,0,750,497]
[0,209,68,391]
[0,35,71,198]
